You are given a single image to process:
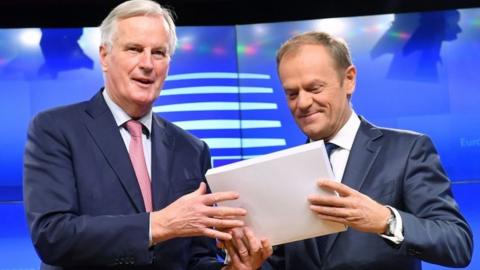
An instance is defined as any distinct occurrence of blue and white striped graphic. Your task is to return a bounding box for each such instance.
[155,72,286,166]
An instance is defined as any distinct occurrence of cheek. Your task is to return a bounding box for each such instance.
[311,96,330,114]
[287,100,299,115]
[286,99,295,110]
[155,61,169,75]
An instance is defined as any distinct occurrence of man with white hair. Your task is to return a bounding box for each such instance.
[23,1,271,269]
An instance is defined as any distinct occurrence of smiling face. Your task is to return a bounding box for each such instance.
[100,15,171,118]
[278,44,356,141]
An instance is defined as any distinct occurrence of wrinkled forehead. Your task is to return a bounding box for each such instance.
[112,14,170,41]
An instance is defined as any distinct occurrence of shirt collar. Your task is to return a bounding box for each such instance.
[328,110,361,151]
[102,89,153,136]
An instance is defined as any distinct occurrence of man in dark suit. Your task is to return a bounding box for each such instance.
[23,0,271,269]
[263,31,473,269]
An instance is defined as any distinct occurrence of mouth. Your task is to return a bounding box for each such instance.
[298,111,319,119]
[132,77,155,87]
[296,111,324,125]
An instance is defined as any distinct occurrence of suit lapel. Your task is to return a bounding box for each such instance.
[150,114,175,210]
[83,91,145,212]
[341,117,382,191]
[322,117,383,260]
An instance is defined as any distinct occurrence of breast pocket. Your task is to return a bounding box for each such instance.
[171,177,203,198]
[362,179,396,205]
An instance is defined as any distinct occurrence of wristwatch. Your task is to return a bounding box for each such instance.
[385,207,396,236]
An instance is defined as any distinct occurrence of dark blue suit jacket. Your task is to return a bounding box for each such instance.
[23,91,223,269]
[263,117,473,270]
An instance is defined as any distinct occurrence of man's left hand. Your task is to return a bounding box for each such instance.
[308,180,391,234]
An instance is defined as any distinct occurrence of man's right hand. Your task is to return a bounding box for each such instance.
[150,182,246,244]
[222,227,272,270]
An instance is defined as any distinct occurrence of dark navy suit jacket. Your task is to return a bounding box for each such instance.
[23,91,223,269]
[263,117,473,270]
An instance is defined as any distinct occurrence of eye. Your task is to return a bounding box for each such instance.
[285,89,298,100]
[309,84,324,93]
[126,46,142,53]
[152,49,168,59]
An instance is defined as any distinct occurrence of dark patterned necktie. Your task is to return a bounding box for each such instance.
[325,142,339,160]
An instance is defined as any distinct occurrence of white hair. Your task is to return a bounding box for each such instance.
[99,0,177,56]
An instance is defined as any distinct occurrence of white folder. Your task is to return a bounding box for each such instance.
[206,140,347,246]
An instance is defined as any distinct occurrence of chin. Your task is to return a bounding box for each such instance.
[127,98,153,111]
[307,134,324,141]
[303,123,331,140]
[132,90,156,100]
[301,129,320,141]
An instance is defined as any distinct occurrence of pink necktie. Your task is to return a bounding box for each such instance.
[125,120,153,212]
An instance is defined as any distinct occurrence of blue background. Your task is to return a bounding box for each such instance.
[0,8,478,269]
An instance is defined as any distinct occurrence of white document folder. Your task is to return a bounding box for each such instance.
[205,140,347,246]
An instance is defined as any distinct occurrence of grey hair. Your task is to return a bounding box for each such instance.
[276,31,352,76]
[99,0,177,56]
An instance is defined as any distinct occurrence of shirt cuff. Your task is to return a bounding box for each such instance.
[379,206,404,244]
[149,213,153,247]
[224,249,231,265]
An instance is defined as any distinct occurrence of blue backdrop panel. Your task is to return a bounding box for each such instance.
[0,7,478,269]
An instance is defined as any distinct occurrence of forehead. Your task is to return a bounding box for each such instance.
[279,45,337,77]
[114,15,169,43]
[278,44,345,88]
[281,44,334,66]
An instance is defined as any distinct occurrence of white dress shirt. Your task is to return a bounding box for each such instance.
[103,89,155,245]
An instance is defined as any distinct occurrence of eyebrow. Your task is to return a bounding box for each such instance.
[123,42,141,47]
[306,79,326,86]
[122,42,168,51]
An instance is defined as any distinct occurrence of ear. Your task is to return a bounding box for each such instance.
[344,65,356,96]
[99,45,109,72]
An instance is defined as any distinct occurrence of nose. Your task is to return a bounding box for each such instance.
[297,90,312,111]
[139,51,154,72]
